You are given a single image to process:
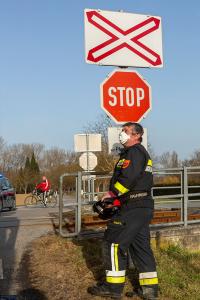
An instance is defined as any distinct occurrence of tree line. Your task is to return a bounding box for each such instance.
[0,136,80,193]
[0,115,199,193]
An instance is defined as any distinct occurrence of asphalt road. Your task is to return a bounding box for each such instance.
[0,195,77,296]
[0,206,56,296]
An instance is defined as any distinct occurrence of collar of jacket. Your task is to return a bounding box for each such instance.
[122,143,141,153]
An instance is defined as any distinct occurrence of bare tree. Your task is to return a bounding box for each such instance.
[147,143,159,168]
[0,143,44,172]
[84,113,116,147]
[0,137,7,170]
[158,151,181,168]
[0,136,6,152]
[183,149,200,166]
[41,147,68,171]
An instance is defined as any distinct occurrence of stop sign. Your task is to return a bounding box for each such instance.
[100,70,152,123]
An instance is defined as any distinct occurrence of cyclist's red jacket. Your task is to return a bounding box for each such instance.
[36,179,50,192]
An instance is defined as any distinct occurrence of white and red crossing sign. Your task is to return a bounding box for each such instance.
[101,70,151,123]
[84,9,163,68]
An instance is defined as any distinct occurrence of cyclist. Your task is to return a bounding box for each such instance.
[35,176,51,206]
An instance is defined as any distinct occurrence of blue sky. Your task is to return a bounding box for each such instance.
[0,0,200,160]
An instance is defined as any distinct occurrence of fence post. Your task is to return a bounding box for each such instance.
[59,173,80,238]
[59,175,63,235]
[91,176,95,201]
[183,167,188,227]
[77,171,82,234]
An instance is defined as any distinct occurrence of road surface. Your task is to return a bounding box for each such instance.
[0,196,75,296]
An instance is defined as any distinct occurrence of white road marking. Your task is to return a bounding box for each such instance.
[0,258,3,279]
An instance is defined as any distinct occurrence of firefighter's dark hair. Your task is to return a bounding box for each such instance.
[122,122,144,142]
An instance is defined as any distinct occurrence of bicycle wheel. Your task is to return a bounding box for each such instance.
[45,195,57,208]
[24,195,38,207]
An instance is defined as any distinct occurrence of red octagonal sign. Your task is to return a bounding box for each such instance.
[100,70,152,123]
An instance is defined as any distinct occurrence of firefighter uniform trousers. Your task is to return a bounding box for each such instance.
[103,202,158,294]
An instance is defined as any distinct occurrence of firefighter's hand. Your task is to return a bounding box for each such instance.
[102,191,116,201]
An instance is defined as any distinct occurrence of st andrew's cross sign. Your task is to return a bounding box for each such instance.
[84,9,163,68]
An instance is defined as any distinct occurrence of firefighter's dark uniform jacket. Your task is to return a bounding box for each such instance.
[110,143,153,208]
[103,143,158,293]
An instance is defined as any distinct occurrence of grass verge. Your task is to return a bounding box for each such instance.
[17,235,200,300]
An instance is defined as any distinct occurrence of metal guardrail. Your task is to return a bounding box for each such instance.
[59,167,200,238]
[59,172,81,238]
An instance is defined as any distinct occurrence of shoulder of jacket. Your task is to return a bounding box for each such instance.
[127,145,142,156]
[128,144,149,159]
[129,144,143,152]
[134,144,150,155]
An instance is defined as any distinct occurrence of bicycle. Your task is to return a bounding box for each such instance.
[24,189,57,208]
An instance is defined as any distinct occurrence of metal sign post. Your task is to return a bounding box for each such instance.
[86,134,89,172]
[74,133,101,201]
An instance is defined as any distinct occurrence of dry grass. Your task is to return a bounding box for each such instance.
[17,235,200,300]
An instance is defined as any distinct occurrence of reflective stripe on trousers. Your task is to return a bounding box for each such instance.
[106,243,126,284]
[139,271,158,285]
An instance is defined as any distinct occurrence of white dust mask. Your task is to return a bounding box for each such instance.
[119,131,130,145]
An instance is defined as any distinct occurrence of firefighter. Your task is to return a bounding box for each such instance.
[88,122,158,300]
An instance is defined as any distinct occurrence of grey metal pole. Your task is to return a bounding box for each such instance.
[59,173,79,238]
[75,177,78,234]
[91,176,95,201]
[181,168,183,222]
[83,178,86,200]
[86,134,91,202]
[88,175,91,202]
[183,167,188,227]
[77,171,82,233]
[59,175,63,235]
[86,134,89,172]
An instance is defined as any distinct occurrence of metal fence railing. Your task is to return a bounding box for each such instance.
[59,167,200,238]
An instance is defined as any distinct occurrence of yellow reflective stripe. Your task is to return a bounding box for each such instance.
[114,181,129,194]
[106,276,125,284]
[116,159,125,168]
[114,244,119,271]
[139,278,158,285]
[147,159,152,166]
[119,159,125,163]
